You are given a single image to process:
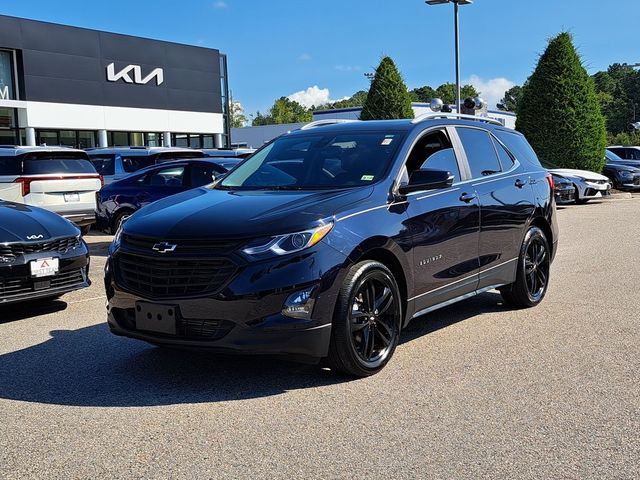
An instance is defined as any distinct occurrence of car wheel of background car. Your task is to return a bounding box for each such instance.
[80,225,91,236]
[326,260,402,377]
[111,210,134,235]
[573,185,589,204]
[500,226,551,308]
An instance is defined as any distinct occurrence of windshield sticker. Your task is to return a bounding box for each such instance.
[361,175,375,181]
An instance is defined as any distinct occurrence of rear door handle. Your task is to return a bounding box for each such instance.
[459,192,477,203]
[515,179,527,188]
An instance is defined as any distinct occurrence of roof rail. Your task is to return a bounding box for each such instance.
[411,113,503,126]
[299,119,359,130]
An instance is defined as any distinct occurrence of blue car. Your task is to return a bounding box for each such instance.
[87,147,206,185]
[96,158,238,234]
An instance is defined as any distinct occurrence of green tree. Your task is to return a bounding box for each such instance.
[315,90,369,111]
[592,64,638,134]
[251,97,312,126]
[410,85,438,103]
[516,32,607,172]
[360,57,414,120]
[433,83,479,105]
[497,85,522,112]
[230,100,247,128]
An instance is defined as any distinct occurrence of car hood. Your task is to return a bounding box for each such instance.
[0,201,78,243]
[125,186,374,239]
[549,169,610,181]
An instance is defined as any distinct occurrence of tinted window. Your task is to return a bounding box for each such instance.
[190,164,224,187]
[457,128,502,178]
[122,156,154,173]
[627,148,640,160]
[156,151,204,161]
[494,130,543,167]
[138,166,185,187]
[0,157,21,175]
[22,153,96,175]
[90,155,116,175]
[220,131,405,190]
[492,137,515,170]
[420,148,461,183]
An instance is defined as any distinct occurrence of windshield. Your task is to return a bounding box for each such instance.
[89,155,115,175]
[22,153,97,175]
[219,131,405,190]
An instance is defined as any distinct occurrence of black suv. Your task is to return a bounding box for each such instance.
[105,116,558,377]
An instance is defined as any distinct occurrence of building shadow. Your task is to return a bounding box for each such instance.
[0,292,506,407]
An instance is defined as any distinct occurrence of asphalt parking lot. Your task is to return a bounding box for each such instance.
[1,198,639,479]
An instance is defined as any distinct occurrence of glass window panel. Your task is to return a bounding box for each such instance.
[38,130,58,146]
[78,131,96,149]
[111,132,128,146]
[59,130,76,147]
[188,135,201,148]
[146,133,161,147]
[202,135,214,149]
[0,107,15,128]
[456,127,502,178]
[0,51,15,100]
[0,130,17,146]
[130,132,144,147]
[174,134,188,148]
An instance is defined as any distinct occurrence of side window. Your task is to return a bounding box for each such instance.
[629,149,640,160]
[404,130,460,183]
[492,137,515,171]
[138,166,185,187]
[122,156,154,173]
[190,164,223,187]
[457,128,502,178]
[89,155,115,176]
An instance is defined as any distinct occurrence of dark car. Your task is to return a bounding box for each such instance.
[603,150,640,190]
[87,147,205,185]
[105,116,559,377]
[96,159,235,234]
[551,173,576,204]
[0,201,90,305]
[607,145,640,161]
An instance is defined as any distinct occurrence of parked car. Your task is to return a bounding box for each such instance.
[87,147,205,185]
[202,148,255,159]
[105,116,558,377]
[603,150,640,190]
[551,173,576,204]
[0,146,102,234]
[96,158,234,234]
[548,168,611,204]
[607,145,640,161]
[0,200,90,305]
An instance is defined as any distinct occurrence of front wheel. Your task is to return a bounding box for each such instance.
[500,226,551,308]
[326,261,402,377]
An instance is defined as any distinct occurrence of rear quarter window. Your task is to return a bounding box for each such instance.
[493,130,543,168]
[89,155,116,175]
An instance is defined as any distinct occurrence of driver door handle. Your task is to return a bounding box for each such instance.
[459,192,477,203]
[515,179,527,188]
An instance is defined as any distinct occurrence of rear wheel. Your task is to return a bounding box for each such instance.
[574,185,589,204]
[326,261,402,377]
[500,226,551,308]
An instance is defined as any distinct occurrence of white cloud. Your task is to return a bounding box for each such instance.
[335,65,361,72]
[287,86,333,108]
[466,75,515,109]
[298,53,312,61]
[213,1,228,8]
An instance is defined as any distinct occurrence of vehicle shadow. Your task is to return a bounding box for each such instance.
[0,292,505,407]
[87,241,113,257]
[0,300,68,324]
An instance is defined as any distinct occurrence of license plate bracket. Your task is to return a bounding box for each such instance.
[30,257,59,278]
[64,192,80,202]
[135,302,178,335]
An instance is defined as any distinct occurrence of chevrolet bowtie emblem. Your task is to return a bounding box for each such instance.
[152,242,177,253]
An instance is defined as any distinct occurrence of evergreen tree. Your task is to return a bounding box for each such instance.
[361,57,414,120]
[516,32,607,172]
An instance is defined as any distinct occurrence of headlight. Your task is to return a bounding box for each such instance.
[620,171,633,178]
[242,222,333,257]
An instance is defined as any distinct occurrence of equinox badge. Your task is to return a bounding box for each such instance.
[152,242,177,253]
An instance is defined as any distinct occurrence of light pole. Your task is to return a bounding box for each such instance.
[425,0,473,114]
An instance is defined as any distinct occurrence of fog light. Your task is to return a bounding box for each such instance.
[282,286,317,319]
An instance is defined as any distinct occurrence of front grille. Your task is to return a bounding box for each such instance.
[122,234,243,255]
[112,308,235,341]
[115,252,237,298]
[0,237,81,262]
[0,268,85,300]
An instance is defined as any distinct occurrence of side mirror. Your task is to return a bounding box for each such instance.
[398,168,454,195]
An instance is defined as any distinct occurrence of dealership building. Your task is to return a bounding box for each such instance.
[0,15,230,149]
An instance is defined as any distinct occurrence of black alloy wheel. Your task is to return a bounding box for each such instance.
[500,226,551,308]
[327,261,402,377]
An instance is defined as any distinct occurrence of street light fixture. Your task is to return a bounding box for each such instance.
[425,0,473,114]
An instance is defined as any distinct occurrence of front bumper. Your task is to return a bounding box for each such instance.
[0,251,90,305]
[105,242,349,359]
[579,181,611,199]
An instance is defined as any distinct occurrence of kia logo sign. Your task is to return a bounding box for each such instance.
[106,63,164,86]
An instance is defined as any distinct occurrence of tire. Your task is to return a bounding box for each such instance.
[111,210,133,235]
[574,185,589,204]
[326,260,402,377]
[80,224,91,236]
[500,226,551,308]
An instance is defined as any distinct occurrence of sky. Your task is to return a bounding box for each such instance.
[2,0,638,117]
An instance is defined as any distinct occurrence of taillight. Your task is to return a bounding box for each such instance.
[546,172,554,191]
[14,175,102,196]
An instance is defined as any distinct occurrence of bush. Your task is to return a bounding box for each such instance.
[516,32,607,172]
[361,57,414,120]
[608,131,640,146]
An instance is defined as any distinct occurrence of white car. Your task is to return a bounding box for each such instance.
[0,146,103,234]
[549,168,611,204]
